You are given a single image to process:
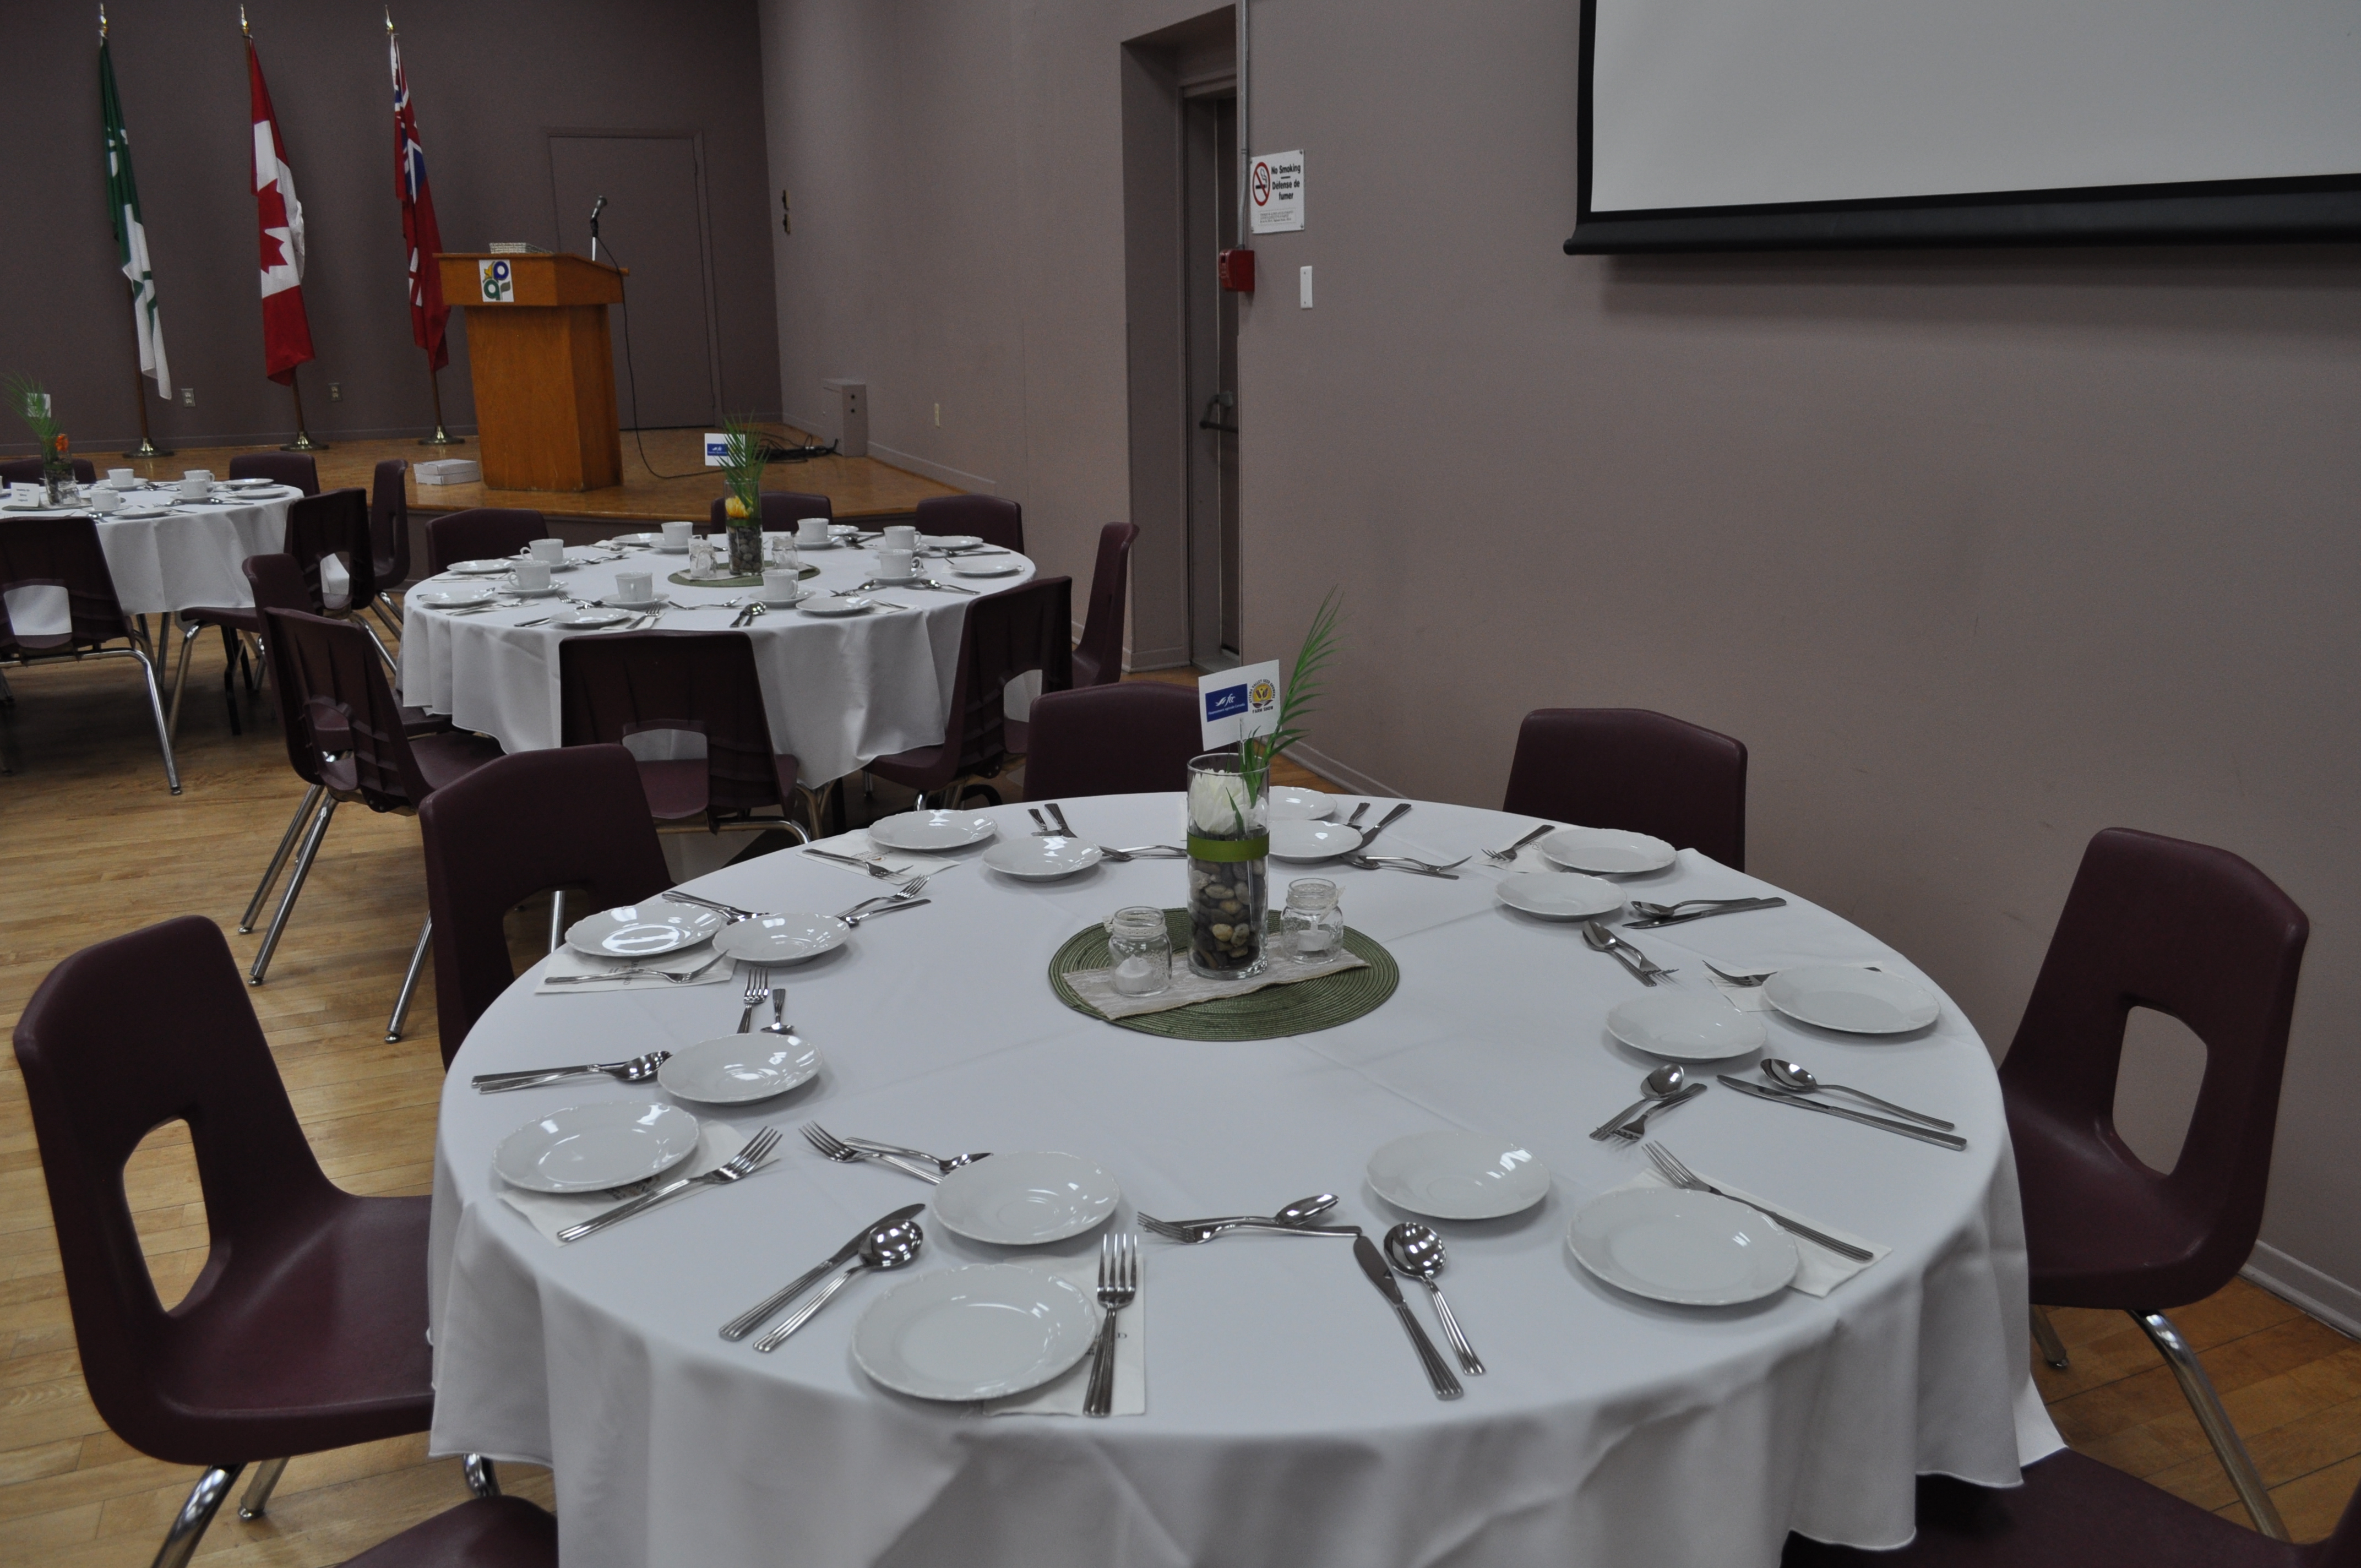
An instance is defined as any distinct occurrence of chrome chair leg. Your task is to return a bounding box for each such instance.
[132,644,182,795]
[463,1453,501,1498]
[242,785,325,932]
[2030,1305,2071,1370]
[387,916,432,1042]
[151,1462,243,1568]
[167,621,203,744]
[361,617,400,677]
[2133,1308,2288,1539]
[251,797,338,984]
[547,890,566,954]
[235,1456,289,1520]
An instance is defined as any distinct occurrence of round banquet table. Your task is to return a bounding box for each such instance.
[0,484,300,631]
[428,794,2063,1568]
[397,538,1037,782]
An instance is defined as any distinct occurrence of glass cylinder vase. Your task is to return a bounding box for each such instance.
[727,519,764,576]
[44,465,73,507]
[1185,752,1270,979]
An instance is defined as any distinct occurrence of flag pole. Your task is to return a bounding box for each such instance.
[281,367,325,451]
[420,362,459,445]
[102,5,169,458]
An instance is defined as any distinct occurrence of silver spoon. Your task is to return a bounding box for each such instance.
[753,1218,923,1351]
[762,988,797,1041]
[1591,1063,1686,1140]
[1761,1059,1955,1130]
[472,1050,670,1092]
[1384,1223,1484,1376]
[1275,1193,1340,1225]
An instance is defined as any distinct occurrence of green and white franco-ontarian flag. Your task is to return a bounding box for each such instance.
[101,37,170,396]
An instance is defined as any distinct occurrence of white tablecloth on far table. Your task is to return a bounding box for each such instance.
[0,486,299,631]
[396,540,1036,782]
[428,796,2061,1568]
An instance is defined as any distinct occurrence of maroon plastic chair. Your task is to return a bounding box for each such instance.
[421,745,673,1064]
[1071,522,1138,688]
[1780,1447,2361,1566]
[869,576,1073,807]
[1023,682,1201,799]
[2003,827,2309,1537]
[0,511,178,791]
[426,507,545,574]
[705,489,832,533]
[369,458,412,623]
[229,450,322,495]
[10,915,499,1568]
[1500,707,1748,870]
[341,1497,557,1567]
[916,493,1022,553]
[0,455,99,483]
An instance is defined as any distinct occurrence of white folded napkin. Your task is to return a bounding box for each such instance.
[972,1256,1146,1418]
[498,1123,750,1245]
[1065,949,1368,1021]
[532,944,738,995]
[1605,1168,1888,1297]
[799,829,959,880]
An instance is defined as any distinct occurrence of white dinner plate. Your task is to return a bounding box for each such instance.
[921,534,984,551]
[712,912,850,965]
[1761,965,1940,1034]
[564,902,725,960]
[1566,1186,1799,1306]
[224,476,279,488]
[605,532,661,546]
[1266,787,1334,821]
[853,1264,1101,1402]
[1366,1129,1553,1220]
[492,1101,701,1194]
[600,596,670,612]
[657,1036,822,1104]
[411,589,494,610]
[111,507,172,521]
[869,809,998,851]
[1267,819,1364,860]
[931,1151,1122,1245]
[551,608,633,628]
[1539,826,1677,875]
[1493,872,1623,921]
[1606,990,1769,1061]
[446,558,515,575]
[948,557,1023,578]
[797,595,874,617]
[981,836,1103,880]
[504,582,564,598]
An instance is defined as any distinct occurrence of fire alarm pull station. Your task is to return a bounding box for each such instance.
[1218,248,1256,293]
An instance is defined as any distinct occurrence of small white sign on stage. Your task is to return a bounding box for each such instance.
[703,434,730,467]
[1249,150,1305,234]
[477,258,515,303]
[1199,661,1282,748]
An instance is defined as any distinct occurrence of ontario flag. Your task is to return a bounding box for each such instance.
[390,28,449,372]
[247,39,315,384]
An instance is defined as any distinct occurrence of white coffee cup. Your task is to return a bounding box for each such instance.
[877,547,916,581]
[528,537,565,564]
[513,559,553,592]
[614,570,654,603]
[661,520,693,548]
[761,568,802,606]
[90,488,122,513]
[883,524,919,553]
[107,467,135,484]
[797,515,829,546]
[177,476,210,501]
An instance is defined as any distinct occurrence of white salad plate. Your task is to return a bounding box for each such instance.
[550,608,633,628]
[712,912,850,965]
[657,1036,822,1104]
[1267,819,1364,860]
[931,1151,1122,1245]
[605,532,661,547]
[948,557,1023,578]
[412,589,495,610]
[111,507,172,520]
[1761,965,1940,1034]
[564,903,725,960]
[600,595,670,612]
[503,582,564,598]
[1566,1186,1799,1306]
[1606,990,1769,1061]
[1367,1129,1553,1220]
[446,558,516,575]
[1266,786,1335,821]
[1539,826,1677,875]
[920,534,983,551]
[224,476,279,488]
[797,595,874,617]
[1493,872,1624,921]
[982,836,1103,880]
[493,1101,701,1194]
[869,809,997,851]
[853,1264,1101,1402]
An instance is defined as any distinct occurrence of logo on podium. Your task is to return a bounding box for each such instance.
[477,258,514,303]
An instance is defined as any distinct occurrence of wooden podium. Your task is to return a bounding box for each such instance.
[437,252,627,491]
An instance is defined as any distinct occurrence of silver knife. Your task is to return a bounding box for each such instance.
[1354,803,1412,852]
[1717,1076,1967,1150]
[1352,1234,1463,1399]
[718,1202,928,1341]
[1624,897,1789,928]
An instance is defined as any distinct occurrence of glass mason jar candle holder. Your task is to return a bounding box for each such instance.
[1186,752,1270,979]
[1106,906,1173,997]
[1282,878,1344,962]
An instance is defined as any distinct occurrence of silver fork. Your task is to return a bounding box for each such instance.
[1085,1233,1139,1417]
[803,846,902,879]
[554,1127,784,1242]
[1046,802,1078,837]
[1345,853,1468,878]
[1583,921,1675,986]
[1483,824,1554,864]
[1136,1213,1361,1243]
[844,898,929,927]
[737,968,770,1031]
[1029,807,1057,835]
[472,1050,671,1092]
[1095,844,1187,862]
[825,1128,987,1175]
[801,1123,949,1183]
[1642,1142,1874,1262]
[543,949,732,986]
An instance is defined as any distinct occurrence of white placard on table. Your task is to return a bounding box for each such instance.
[476,258,515,302]
[703,434,730,466]
[1249,150,1305,233]
[1198,660,1281,748]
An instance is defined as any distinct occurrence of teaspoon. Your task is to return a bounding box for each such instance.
[1591,1062,1685,1140]
[1761,1059,1954,1130]
[1384,1223,1484,1376]
[754,1218,923,1351]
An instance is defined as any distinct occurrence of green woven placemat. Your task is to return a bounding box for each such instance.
[1048,908,1398,1039]
[667,563,820,590]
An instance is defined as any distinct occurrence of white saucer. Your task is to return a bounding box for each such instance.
[1540,826,1677,875]
[411,589,495,610]
[981,836,1103,879]
[600,596,670,612]
[605,532,661,546]
[224,476,279,488]
[111,508,172,520]
[759,591,809,608]
[869,809,997,851]
[652,542,691,554]
[1266,787,1334,821]
[446,559,515,575]
[797,595,873,617]
[791,534,837,549]
[550,608,633,628]
[1566,1186,1799,1306]
[564,903,725,960]
[948,557,1023,578]
[503,582,565,598]
[853,1264,1100,1401]
[1366,1129,1552,1220]
[492,1101,701,1194]
[712,912,850,965]
[657,1036,822,1104]
[1761,966,1940,1034]
[1268,819,1364,860]
[931,1151,1122,1245]
[1494,872,1624,920]
[921,534,983,551]
[1606,990,1769,1060]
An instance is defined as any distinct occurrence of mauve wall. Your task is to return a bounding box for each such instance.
[760,2,2361,1315]
[0,0,777,454]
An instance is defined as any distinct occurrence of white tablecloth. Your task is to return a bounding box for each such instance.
[0,486,298,631]
[428,796,2061,1568]
[396,541,1037,783]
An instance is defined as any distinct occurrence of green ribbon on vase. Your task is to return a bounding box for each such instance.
[1186,834,1270,863]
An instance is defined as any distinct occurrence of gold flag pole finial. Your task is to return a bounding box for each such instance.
[99,3,107,42]
[239,5,249,37]
[387,7,395,35]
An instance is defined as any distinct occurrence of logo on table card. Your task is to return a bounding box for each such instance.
[1248,678,1277,714]
[477,258,514,303]
[1198,660,1283,747]
[703,434,730,467]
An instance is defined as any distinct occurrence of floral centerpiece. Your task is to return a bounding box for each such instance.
[716,415,768,575]
[8,376,73,505]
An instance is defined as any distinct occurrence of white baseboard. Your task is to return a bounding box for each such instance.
[2244,1243,2361,1338]
[866,442,997,494]
[1287,742,1404,800]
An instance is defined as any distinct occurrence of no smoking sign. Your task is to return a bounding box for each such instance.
[1249,149,1304,233]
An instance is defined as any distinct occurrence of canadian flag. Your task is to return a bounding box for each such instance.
[247,39,315,384]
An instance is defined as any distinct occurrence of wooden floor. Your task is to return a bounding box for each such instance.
[95,423,960,526]
[0,637,2353,1560]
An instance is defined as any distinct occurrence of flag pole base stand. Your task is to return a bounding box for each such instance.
[280,434,329,452]
[122,438,174,459]
[417,425,463,447]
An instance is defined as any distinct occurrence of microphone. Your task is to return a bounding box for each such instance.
[589,195,607,261]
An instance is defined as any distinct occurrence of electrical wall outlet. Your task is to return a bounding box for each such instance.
[934,403,941,427]
[328,382,342,402]
[180,386,194,406]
